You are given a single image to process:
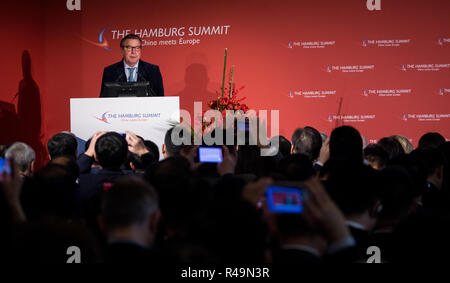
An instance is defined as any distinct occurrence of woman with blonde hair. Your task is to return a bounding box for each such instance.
[391,135,414,154]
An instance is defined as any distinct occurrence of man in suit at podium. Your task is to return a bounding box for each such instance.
[100,34,164,97]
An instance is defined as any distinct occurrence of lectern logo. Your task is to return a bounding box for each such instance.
[82,27,112,51]
[437,38,450,46]
[94,112,110,124]
[66,0,81,11]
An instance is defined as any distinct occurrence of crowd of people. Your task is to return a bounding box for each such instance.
[1,123,449,265]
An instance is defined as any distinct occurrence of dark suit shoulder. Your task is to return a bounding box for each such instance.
[139,60,159,69]
[104,61,124,72]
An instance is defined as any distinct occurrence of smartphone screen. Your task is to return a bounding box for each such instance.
[266,186,303,213]
[0,158,12,181]
[198,147,223,163]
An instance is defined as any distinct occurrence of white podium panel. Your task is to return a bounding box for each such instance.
[70,97,180,159]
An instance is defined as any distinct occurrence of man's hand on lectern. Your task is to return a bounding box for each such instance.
[85,131,107,158]
[125,131,150,156]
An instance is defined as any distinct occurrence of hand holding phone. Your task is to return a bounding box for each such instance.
[198,147,223,163]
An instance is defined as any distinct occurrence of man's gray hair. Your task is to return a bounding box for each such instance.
[5,142,36,172]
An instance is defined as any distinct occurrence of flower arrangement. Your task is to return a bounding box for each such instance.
[207,74,248,113]
[200,48,250,131]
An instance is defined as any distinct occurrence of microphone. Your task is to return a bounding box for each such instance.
[136,71,158,97]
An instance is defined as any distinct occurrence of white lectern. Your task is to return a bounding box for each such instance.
[70,97,180,159]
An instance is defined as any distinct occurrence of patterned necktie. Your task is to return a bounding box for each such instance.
[128,67,136,82]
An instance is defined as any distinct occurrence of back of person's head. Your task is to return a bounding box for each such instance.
[377,166,416,223]
[101,176,158,232]
[147,156,210,235]
[47,132,78,159]
[325,162,380,217]
[364,144,389,170]
[49,155,80,181]
[292,127,322,161]
[329,126,363,163]
[389,153,427,198]
[260,136,290,172]
[418,132,446,150]
[410,148,447,213]
[95,132,128,170]
[148,155,192,185]
[279,154,315,181]
[235,145,261,175]
[410,148,445,180]
[377,136,405,161]
[5,142,35,173]
[392,135,414,154]
[164,126,188,157]
[144,139,160,162]
[274,135,291,158]
[128,139,159,171]
[21,162,80,220]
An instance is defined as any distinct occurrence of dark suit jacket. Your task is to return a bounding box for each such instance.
[105,241,154,263]
[100,60,164,97]
[348,226,372,261]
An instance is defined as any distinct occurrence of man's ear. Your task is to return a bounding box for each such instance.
[130,162,136,171]
[290,144,295,155]
[162,144,167,157]
[30,160,36,173]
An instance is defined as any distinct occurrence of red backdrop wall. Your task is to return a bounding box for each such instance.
[1,0,449,166]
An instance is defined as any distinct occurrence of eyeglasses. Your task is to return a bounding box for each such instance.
[122,45,142,51]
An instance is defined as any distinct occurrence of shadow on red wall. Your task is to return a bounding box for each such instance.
[0,50,47,168]
[175,64,216,119]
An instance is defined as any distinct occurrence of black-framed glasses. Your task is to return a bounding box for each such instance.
[122,45,142,51]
